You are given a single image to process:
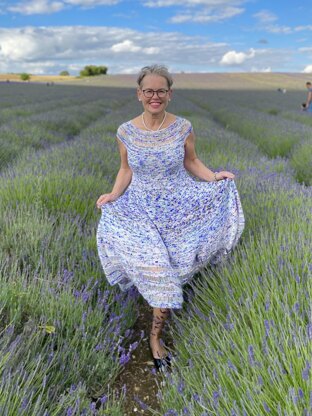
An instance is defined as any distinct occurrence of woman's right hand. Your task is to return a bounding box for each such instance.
[96,192,119,209]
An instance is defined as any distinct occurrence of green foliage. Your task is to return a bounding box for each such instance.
[20,73,31,81]
[59,70,70,76]
[80,65,108,77]
[290,139,312,185]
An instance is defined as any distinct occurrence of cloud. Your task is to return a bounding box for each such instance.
[253,10,277,23]
[251,66,271,73]
[265,25,292,34]
[0,26,294,74]
[143,0,243,6]
[303,65,312,73]
[220,48,255,65]
[170,6,244,23]
[7,0,120,15]
[142,0,245,24]
[65,0,120,6]
[0,26,228,74]
[8,0,64,14]
[294,25,312,32]
[111,40,160,54]
[299,47,312,53]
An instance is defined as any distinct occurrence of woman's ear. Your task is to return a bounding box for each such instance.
[137,88,142,101]
[168,89,173,101]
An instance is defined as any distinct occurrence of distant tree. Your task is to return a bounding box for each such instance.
[20,73,31,81]
[59,70,70,76]
[79,65,108,77]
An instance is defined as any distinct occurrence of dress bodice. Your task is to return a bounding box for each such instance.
[116,117,192,190]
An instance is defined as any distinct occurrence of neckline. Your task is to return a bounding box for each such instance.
[129,116,180,133]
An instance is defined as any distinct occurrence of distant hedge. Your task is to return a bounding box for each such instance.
[79,65,108,77]
[59,70,70,76]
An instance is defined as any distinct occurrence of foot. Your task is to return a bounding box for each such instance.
[149,336,168,360]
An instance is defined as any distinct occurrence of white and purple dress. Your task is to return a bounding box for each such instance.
[96,117,245,309]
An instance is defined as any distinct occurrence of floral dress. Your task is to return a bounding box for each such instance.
[96,117,245,308]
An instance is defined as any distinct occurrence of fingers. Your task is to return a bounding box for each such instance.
[96,194,109,209]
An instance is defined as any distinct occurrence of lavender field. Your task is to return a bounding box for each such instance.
[0,81,311,415]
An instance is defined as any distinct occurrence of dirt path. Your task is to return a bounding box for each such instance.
[113,296,177,415]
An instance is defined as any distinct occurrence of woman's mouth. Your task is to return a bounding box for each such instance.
[149,102,162,109]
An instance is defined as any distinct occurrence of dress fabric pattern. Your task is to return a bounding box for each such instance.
[96,117,245,308]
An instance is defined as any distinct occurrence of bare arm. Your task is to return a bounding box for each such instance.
[96,138,132,208]
[110,138,133,197]
[183,131,235,181]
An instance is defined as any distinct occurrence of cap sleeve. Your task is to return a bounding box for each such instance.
[181,118,193,143]
[116,124,128,147]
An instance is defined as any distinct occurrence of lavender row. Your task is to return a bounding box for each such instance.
[0,98,142,414]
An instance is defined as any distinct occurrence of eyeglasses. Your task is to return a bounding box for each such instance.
[142,89,169,98]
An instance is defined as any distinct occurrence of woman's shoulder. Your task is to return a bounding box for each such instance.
[176,116,193,133]
[116,120,133,145]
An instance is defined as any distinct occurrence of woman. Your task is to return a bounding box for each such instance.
[96,64,245,371]
[303,81,312,113]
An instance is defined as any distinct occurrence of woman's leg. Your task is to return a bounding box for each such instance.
[149,307,170,359]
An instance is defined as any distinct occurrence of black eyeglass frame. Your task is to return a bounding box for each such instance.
[141,89,169,98]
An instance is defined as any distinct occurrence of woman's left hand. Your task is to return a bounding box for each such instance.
[216,171,235,181]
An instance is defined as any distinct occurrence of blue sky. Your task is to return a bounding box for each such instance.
[0,0,311,74]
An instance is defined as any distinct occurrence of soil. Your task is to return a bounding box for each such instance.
[112,296,177,416]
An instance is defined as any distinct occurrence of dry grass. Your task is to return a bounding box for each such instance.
[1,72,310,90]
[0,74,77,83]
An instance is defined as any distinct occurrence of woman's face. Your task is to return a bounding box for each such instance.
[137,74,172,115]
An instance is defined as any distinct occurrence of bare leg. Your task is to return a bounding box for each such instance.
[149,307,170,359]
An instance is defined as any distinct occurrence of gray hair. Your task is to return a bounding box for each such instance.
[137,64,173,88]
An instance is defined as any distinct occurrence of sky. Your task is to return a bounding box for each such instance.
[0,0,312,75]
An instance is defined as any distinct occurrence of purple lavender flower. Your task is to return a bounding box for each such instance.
[264,319,270,337]
[100,395,108,405]
[20,397,28,410]
[177,380,185,394]
[263,402,271,412]
[129,341,138,352]
[66,408,74,416]
[298,388,304,399]
[119,351,131,365]
[134,395,148,410]
[164,410,178,416]
[302,361,311,381]
[193,393,200,401]
[228,359,237,371]
[248,345,255,366]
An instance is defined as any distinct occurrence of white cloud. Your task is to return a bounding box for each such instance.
[299,47,312,53]
[111,39,141,53]
[7,0,120,15]
[111,39,161,54]
[170,6,244,23]
[0,26,294,74]
[251,66,271,73]
[8,0,64,14]
[303,65,312,73]
[143,0,243,6]
[0,26,228,74]
[253,10,277,23]
[143,0,245,24]
[266,25,292,34]
[220,48,255,65]
[65,0,119,6]
[294,25,312,32]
